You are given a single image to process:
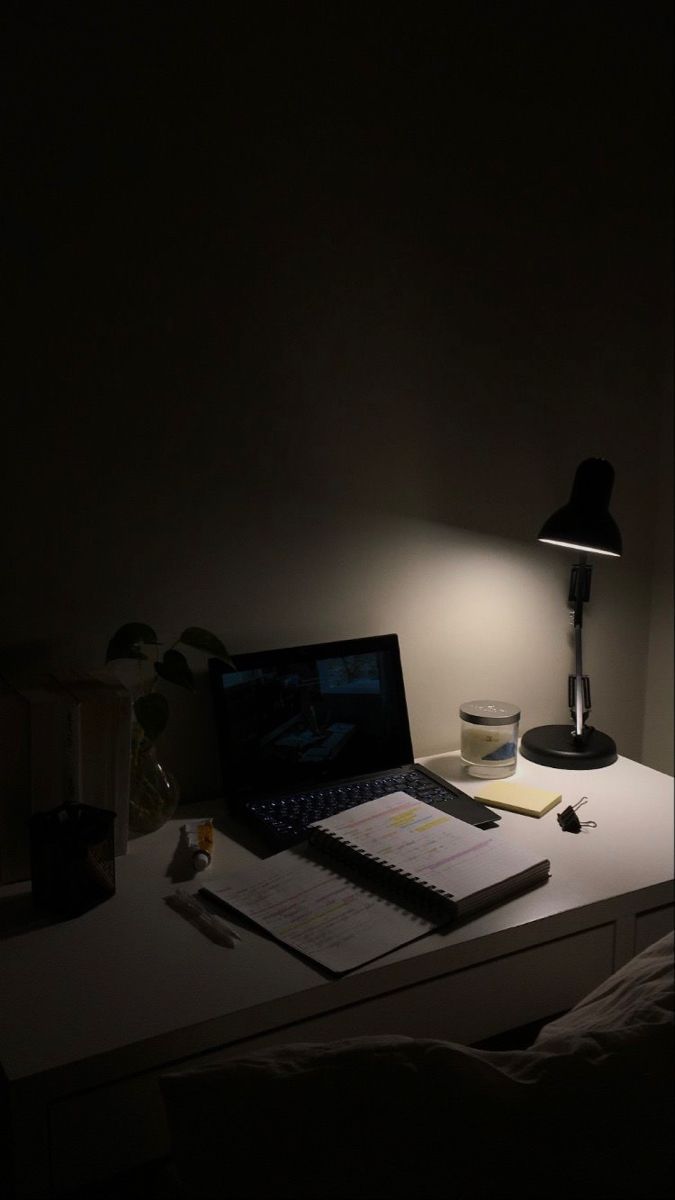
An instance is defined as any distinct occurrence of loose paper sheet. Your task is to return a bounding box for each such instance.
[204,844,435,974]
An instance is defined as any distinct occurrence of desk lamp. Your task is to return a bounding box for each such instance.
[520,458,622,769]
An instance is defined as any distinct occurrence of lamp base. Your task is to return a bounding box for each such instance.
[520,724,617,769]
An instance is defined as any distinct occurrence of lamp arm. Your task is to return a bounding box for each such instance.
[572,622,586,737]
[568,558,592,738]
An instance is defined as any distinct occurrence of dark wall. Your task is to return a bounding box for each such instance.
[3,3,672,793]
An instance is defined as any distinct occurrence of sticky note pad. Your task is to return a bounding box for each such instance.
[473,781,562,818]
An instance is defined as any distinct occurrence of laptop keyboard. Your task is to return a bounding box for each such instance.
[245,770,466,847]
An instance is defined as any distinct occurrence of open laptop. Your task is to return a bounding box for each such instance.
[209,633,500,849]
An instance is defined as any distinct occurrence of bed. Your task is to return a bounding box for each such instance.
[159,930,673,1199]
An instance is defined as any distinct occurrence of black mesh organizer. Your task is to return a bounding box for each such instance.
[30,803,116,916]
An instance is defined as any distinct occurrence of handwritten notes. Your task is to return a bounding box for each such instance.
[203,792,549,974]
[203,844,434,974]
[313,793,496,901]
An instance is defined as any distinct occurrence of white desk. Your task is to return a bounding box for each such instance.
[1,753,673,1197]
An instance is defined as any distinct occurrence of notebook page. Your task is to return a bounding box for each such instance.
[311,791,543,903]
[203,844,435,974]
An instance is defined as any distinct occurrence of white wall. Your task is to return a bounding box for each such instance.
[0,406,664,801]
[641,389,674,775]
[3,7,672,799]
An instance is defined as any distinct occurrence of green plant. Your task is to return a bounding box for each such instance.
[106,623,233,741]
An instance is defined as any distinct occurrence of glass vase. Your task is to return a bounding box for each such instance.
[128,727,180,834]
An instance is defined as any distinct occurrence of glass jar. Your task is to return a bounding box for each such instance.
[128,724,180,834]
[459,700,520,778]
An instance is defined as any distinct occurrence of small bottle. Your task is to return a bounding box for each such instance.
[459,701,520,778]
[183,818,214,871]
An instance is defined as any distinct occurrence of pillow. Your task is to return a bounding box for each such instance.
[161,933,674,1199]
[534,929,673,1050]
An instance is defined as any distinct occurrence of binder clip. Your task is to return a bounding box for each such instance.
[557,797,597,834]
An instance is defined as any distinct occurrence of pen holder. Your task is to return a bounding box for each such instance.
[30,803,116,917]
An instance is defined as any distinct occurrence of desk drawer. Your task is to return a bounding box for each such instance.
[50,1073,170,1196]
[635,904,674,953]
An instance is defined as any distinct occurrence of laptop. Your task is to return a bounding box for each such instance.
[209,633,500,849]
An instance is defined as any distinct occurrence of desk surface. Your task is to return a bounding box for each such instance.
[1,752,673,1095]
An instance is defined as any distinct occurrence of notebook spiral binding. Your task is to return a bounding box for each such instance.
[308,826,457,919]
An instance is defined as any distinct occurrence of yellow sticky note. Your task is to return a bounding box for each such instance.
[473,781,562,818]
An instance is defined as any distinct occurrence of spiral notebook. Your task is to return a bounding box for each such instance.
[202,792,550,974]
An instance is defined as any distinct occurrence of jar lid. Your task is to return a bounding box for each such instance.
[459,700,520,726]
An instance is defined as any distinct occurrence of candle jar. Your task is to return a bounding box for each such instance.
[459,700,520,778]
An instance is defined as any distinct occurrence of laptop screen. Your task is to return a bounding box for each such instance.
[209,634,414,800]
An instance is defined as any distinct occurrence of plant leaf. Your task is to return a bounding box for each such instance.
[178,627,233,664]
[134,692,169,741]
[106,623,159,662]
[155,649,194,691]
[106,638,146,661]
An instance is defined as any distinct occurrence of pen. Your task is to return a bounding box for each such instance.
[167,888,241,948]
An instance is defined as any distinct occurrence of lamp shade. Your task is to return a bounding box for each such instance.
[538,458,622,557]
